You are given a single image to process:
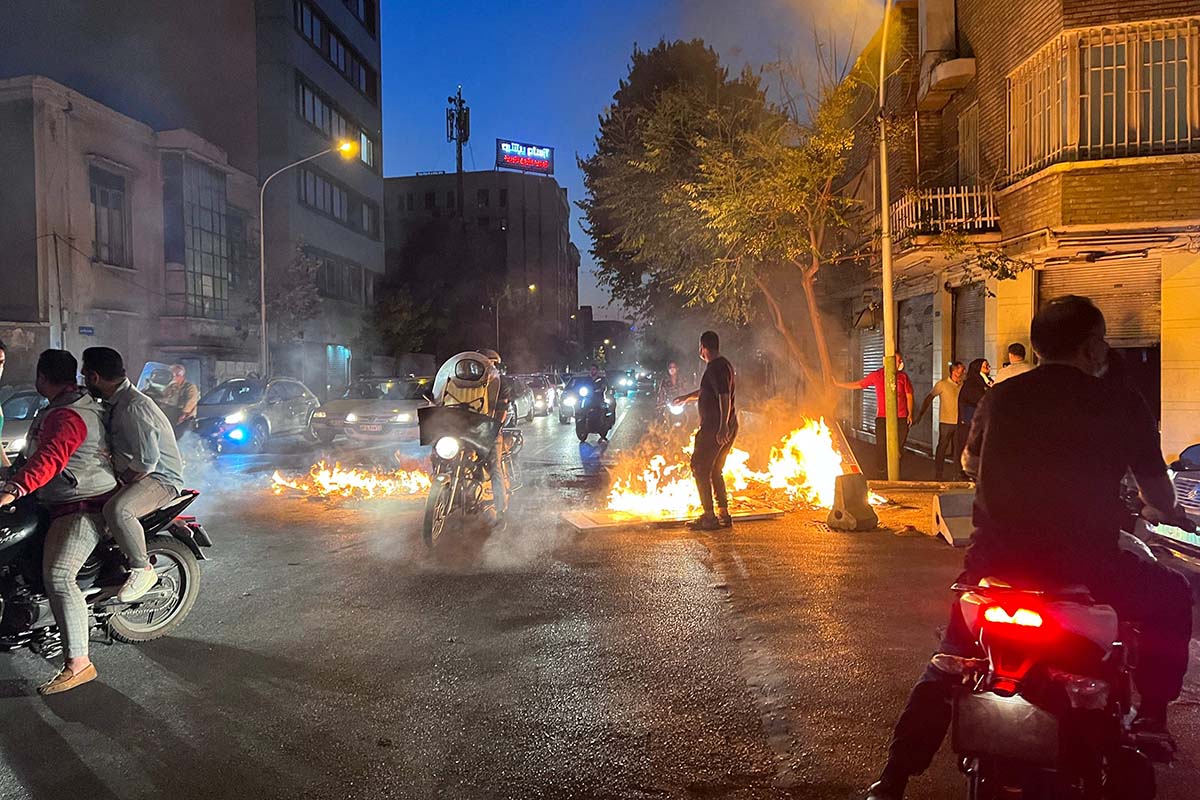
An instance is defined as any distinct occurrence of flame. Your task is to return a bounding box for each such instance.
[272,460,431,500]
[608,417,878,518]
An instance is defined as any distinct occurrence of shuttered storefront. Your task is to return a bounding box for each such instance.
[1038,261,1161,347]
[953,283,986,364]
[856,325,884,435]
[898,294,935,451]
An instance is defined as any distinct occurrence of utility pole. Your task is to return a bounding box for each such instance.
[877,0,901,481]
[446,85,470,219]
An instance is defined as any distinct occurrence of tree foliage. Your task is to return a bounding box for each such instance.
[265,244,323,343]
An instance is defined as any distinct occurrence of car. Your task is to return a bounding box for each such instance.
[636,371,656,396]
[612,369,638,398]
[504,376,535,422]
[1,388,48,459]
[520,375,555,416]
[194,377,320,452]
[310,376,432,444]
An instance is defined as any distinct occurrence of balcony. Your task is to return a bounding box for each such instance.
[890,185,999,240]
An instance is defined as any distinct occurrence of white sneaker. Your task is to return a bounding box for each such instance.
[118,566,158,603]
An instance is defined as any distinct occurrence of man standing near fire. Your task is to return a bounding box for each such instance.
[673,331,737,531]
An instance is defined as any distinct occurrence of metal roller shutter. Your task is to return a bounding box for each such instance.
[899,294,935,451]
[857,325,884,435]
[953,283,986,364]
[1038,261,1161,347]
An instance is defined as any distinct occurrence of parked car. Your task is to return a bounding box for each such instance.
[194,377,320,452]
[311,376,432,443]
[503,376,535,422]
[1,388,48,459]
[521,375,556,416]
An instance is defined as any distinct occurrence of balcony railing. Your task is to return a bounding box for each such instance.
[889,185,999,238]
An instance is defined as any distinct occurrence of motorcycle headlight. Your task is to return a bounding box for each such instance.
[668,403,684,416]
[578,386,589,397]
[434,436,461,460]
[345,412,358,423]
[223,410,246,425]
[312,410,328,419]
[394,412,412,423]
[564,395,577,407]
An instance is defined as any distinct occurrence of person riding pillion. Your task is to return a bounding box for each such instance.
[81,347,184,606]
[0,350,118,695]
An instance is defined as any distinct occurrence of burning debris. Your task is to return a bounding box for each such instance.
[608,417,882,519]
[272,461,431,501]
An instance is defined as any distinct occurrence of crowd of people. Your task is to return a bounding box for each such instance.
[0,346,183,695]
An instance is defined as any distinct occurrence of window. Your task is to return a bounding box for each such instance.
[298,168,353,225]
[316,256,366,304]
[477,188,490,208]
[329,33,348,73]
[958,103,980,183]
[295,75,377,170]
[89,166,129,266]
[343,0,375,36]
[165,158,230,319]
[361,201,379,238]
[499,188,508,207]
[293,0,378,103]
[1008,18,1199,179]
[294,0,321,48]
[359,131,376,169]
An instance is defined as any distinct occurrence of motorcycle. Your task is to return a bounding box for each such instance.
[0,491,211,658]
[941,525,1178,800]
[418,404,522,547]
[575,384,614,443]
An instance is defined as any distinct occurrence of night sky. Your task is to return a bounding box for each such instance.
[380,0,880,319]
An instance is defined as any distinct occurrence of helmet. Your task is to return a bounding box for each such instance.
[454,358,487,382]
[478,348,501,365]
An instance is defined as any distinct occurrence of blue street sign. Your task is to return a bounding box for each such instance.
[78,326,95,336]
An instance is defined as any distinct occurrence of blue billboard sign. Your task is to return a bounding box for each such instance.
[495,139,554,175]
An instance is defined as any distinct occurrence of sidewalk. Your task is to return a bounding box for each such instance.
[845,435,962,482]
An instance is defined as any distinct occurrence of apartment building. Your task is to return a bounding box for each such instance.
[384,170,581,370]
[835,0,1200,460]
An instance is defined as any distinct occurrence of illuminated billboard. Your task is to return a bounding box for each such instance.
[495,139,554,175]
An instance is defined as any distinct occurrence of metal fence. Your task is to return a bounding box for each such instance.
[890,185,999,237]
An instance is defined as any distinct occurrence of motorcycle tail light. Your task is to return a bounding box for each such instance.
[1050,670,1110,710]
[984,606,1043,628]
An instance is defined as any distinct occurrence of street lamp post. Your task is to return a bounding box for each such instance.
[494,283,536,353]
[877,0,902,481]
[257,140,357,376]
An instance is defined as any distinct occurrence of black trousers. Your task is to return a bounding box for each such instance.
[691,426,736,515]
[933,423,961,481]
[882,549,1193,781]
[874,417,909,479]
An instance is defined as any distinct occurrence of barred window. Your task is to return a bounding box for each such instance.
[1009,18,1200,179]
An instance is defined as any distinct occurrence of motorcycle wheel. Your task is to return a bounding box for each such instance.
[108,537,201,644]
[423,475,453,548]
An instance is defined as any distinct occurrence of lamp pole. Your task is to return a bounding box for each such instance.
[877,0,901,481]
[257,143,352,377]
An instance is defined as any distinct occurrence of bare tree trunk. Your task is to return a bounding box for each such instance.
[754,274,817,388]
[799,264,835,385]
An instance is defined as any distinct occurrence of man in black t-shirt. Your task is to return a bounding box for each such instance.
[674,331,737,531]
[865,296,1194,800]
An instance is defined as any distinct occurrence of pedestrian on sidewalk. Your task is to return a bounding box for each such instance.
[993,343,1034,384]
[835,354,914,479]
[912,361,965,481]
[673,331,737,531]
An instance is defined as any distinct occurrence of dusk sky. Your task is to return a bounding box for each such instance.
[380,0,880,319]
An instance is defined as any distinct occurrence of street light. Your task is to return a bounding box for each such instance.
[494,283,537,352]
[257,139,358,376]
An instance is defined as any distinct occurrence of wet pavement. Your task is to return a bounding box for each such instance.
[0,397,1197,799]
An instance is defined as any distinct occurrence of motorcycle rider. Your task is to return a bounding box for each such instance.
[656,361,683,409]
[583,363,614,442]
[865,295,1194,799]
[0,349,118,695]
[81,347,184,604]
[430,349,513,514]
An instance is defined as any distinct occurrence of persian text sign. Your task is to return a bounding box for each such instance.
[495,139,554,175]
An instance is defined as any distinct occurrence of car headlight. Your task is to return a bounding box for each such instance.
[345,412,358,423]
[578,386,589,397]
[393,413,412,423]
[668,403,684,416]
[564,395,577,407]
[224,411,246,425]
[434,436,461,460]
[313,410,327,419]
[7,436,26,453]
[535,399,545,407]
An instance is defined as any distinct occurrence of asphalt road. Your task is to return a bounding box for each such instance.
[0,397,1197,799]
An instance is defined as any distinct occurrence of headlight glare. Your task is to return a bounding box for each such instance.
[345,412,358,423]
[224,411,246,425]
[313,410,327,419]
[564,395,577,407]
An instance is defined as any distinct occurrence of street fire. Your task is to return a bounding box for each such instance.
[272,461,431,501]
[608,417,864,519]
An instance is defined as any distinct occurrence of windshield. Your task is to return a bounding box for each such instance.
[525,377,548,389]
[344,380,426,401]
[200,380,264,405]
[1,393,46,421]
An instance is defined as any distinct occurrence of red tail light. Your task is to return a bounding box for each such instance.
[984,606,1044,628]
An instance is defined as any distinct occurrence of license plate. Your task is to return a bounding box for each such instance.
[952,690,1060,766]
[360,424,383,432]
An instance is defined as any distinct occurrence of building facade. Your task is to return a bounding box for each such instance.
[834,0,1200,460]
[0,76,260,388]
[384,170,580,370]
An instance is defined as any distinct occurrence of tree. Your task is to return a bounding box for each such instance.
[361,286,430,360]
[266,245,323,342]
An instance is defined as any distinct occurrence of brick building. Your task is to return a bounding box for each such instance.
[833,0,1200,460]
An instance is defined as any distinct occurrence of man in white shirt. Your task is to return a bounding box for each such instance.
[993,342,1035,384]
[912,361,966,481]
